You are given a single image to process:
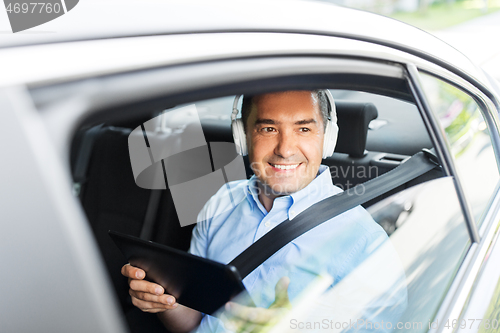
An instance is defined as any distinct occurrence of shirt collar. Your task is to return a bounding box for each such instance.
[244,165,340,219]
[245,176,262,213]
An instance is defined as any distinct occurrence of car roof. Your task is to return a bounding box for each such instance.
[0,0,491,95]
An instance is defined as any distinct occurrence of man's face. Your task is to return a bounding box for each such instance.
[246,91,325,196]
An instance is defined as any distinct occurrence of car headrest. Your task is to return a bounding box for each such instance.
[333,101,378,158]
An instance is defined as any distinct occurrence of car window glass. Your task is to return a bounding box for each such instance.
[250,177,469,333]
[332,90,432,156]
[419,72,500,227]
[75,88,470,333]
[141,91,469,332]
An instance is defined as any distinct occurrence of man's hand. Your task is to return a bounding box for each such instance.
[222,277,292,333]
[121,263,178,313]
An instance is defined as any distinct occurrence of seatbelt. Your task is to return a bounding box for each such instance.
[140,190,163,240]
[72,124,104,197]
[229,150,439,279]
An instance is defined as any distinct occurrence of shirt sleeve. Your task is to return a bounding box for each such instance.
[187,201,212,257]
[187,179,247,258]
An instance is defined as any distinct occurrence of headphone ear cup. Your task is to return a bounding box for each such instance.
[322,120,339,159]
[231,119,247,156]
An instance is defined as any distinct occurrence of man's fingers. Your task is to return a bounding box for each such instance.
[130,295,176,313]
[129,289,177,307]
[121,263,146,280]
[129,279,165,296]
[275,276,290,294]
[220,312,258,333]
[223,317,263,333]
[273,277,291,309]
[225,302,284,325]
[121,264,180,314]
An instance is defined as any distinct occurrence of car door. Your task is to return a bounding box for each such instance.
[412,68,500,333]
[11,31,500,333]
[0,86,126,333]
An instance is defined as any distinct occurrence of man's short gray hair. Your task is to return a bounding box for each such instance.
[241,90,330,133]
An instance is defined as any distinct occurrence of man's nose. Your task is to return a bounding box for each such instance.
[274,131,298,159]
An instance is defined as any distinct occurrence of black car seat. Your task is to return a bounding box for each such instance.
[72,125,170,332]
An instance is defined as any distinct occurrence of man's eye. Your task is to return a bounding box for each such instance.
[299,128,311,132]
[262,127,276,133]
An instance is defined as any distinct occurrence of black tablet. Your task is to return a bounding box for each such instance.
[109,230,250,315]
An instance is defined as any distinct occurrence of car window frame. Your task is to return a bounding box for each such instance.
[418,69,500,173]
[32,52,487,333]
[418,70,500,231]
[415,67,500,237]
[407,64,500,333]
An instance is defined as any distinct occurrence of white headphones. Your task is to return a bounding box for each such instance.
[231,90,339,159]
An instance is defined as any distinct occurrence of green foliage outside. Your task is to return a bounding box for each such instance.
[389,0,500,31]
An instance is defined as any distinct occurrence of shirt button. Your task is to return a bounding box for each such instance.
[265,221,271,227]
[290,210,296,217]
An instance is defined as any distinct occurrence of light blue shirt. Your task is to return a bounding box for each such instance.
[189,165,406,332]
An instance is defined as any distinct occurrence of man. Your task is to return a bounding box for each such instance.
[122,91,405,333]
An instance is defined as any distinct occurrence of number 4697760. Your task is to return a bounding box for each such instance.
[6,3,62,14]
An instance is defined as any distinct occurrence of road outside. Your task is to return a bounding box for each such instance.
[430,11,500,81]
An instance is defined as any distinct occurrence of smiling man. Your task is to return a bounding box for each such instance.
[122,90,406,333]
[244,91,326,211]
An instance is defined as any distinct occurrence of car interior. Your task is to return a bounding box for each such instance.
[65,76,445,332]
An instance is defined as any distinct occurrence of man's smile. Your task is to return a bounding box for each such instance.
[268,162,303,172]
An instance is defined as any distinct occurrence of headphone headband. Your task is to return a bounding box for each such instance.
[232,95,243,122]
